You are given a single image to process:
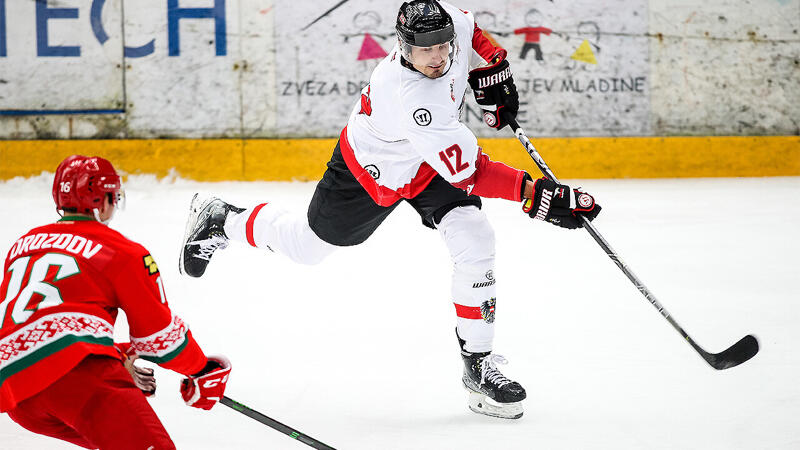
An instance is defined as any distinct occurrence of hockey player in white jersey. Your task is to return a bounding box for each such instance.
[179,0,600,419]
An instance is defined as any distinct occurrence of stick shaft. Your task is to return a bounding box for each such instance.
[508,117,759,369]
[220,396,336,450]
[509,119,696,344]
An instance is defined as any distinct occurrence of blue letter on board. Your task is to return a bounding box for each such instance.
[167,0,226,57]
[36,0,80,57]
[0,0,6,57]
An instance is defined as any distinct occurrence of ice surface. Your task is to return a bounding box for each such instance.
[1,174,799,449]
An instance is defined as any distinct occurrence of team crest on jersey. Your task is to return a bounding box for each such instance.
[413,108,432,126]
[450,78,455,102]
[364,164,380,180]
[480,298,496,323]
[143,254,159,275]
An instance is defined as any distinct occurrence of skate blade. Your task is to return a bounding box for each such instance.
[178,193,213,276]
[467,391,523,419]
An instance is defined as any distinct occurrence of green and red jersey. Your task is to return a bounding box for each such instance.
[0,216,208,412]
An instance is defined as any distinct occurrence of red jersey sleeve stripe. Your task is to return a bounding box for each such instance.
[154,330,207,376]
[130,315,207,375]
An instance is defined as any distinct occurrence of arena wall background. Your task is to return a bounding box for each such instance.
[1,0,798,181]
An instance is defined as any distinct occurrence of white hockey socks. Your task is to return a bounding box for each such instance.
[438,206,497,354]
[224,203,337,265]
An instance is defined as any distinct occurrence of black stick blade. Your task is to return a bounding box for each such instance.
[699,335,760,370]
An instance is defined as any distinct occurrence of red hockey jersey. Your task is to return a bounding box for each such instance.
[0,216,208,412]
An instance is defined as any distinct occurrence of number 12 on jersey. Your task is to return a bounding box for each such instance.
[438,144,469,176]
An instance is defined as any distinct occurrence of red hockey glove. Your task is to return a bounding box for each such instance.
[115,342,156,397]
[468,50,519,130]
[522,177,601,229]
[180,355,231,410]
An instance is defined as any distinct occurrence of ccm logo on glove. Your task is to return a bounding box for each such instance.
[180,355,231,410]
[202,376,228,389]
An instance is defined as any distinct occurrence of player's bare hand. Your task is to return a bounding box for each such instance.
[124,354,157,396]
[116,342,157,397]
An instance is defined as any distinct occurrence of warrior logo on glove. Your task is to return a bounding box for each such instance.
[474,66,513,89]
[467,50,519,130]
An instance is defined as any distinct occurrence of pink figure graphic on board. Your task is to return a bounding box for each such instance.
[358,33,388,60]
[343,11,391,61]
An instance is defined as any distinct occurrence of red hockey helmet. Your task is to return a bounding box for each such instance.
[52,155,124,215]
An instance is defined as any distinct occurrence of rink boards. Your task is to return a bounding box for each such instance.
[1,136,798,181]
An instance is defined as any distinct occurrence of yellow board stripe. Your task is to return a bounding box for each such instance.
[1,136,798,181]
[479,136,800,179]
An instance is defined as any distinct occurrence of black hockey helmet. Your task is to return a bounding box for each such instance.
[396,1,456,62]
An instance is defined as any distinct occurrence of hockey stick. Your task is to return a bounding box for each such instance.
[220,396,337,449]
[506,116,759,370]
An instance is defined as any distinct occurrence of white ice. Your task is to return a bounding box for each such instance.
[1,174,798,450]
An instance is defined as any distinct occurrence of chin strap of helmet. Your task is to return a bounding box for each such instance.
[399,55,419,72]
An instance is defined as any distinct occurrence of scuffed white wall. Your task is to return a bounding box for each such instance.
[0,0,124,112]
[0,0,276,138]
[649,0,800,135]
[0,0,796,139]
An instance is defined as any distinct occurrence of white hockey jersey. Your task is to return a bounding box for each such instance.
[342,2,504,206]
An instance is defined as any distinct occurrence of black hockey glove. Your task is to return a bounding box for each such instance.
[522,177,601,229]
[468,50,519,130]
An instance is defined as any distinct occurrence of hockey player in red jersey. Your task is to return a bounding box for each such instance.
[180,1,599,420]
[0,155,232,449]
